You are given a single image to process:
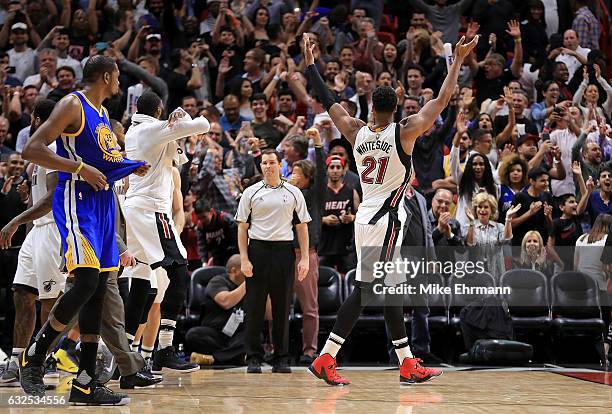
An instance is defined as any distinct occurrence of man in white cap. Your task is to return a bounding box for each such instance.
[5,22,37,81]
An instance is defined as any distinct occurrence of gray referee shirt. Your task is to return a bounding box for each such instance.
[235,180,311,241]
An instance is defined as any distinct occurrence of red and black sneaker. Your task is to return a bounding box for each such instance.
[308,354,351,386]
[399,357,443,385]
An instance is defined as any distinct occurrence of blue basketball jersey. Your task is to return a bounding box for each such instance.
[56,91,144,184]
[52,91,143,273]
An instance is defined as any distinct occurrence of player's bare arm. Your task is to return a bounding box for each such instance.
[172,166,185,233]
[23,95,109,191]
[399,36,479,153]
[303,34,364,147]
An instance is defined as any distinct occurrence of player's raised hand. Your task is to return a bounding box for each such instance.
[168,109,186,128]
[454,35,479,61]
[303,34,315,66]
[79,163,107,191]
[133,162,151,177]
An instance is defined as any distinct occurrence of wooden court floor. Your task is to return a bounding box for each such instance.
[0,366,610,413]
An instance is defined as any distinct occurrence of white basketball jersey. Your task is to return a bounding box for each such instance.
[32,142,56,226]
[353,123,412,224]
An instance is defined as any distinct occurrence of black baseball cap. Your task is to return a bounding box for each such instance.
[516,133,539,147]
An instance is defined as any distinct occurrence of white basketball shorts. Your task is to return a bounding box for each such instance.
[13,224,65,299]
[124,206,187,281]
[355,206,407,283]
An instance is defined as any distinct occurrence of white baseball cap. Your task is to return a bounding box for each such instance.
[11,22,27,31]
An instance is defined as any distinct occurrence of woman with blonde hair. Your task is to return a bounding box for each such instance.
[515,231,553,277]
[465,191,521,280]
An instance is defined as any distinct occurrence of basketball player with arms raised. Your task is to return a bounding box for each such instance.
[19,56,149,405]
[303,34,478,386]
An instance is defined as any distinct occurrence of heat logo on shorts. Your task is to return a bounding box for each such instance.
[43,280,56,293]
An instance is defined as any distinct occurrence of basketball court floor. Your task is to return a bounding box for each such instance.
[0,364,610,413]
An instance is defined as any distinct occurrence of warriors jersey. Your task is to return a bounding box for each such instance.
[52,91,144,273]
[55,91,144,184]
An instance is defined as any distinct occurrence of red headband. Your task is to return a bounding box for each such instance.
[326,155,345,167]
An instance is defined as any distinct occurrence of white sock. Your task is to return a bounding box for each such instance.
[141,346,154,359]
[126,333,135,343]
[11,348,24,363]
[392,337,413,363]
[131,341,140,352]
[320,333,344,358]
[159,319,176,349]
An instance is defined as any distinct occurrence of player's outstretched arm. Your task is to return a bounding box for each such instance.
[400,36,478,143]
[23,95,109,191]
[302,34,364,146]
[153,109,211,147]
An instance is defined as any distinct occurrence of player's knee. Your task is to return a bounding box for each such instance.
[71,267,101,297]
[13,288,37,309]
[40,298,56,311]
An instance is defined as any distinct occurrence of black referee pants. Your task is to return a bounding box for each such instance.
[245,240,295,363]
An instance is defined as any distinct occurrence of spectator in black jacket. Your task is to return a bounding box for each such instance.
[194,199,238,266]
[412,101,457,194]
[186,254,246,366]
[429,188,465,248]
[288,128,326,365]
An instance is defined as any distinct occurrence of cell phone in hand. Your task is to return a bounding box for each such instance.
[7,66,16,74]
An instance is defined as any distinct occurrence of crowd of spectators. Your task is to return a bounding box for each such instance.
[1,0,612,364]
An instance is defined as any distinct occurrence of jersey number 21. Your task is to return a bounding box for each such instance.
[361,156,389,185]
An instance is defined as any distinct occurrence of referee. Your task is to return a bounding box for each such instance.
[235,149,311,374]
